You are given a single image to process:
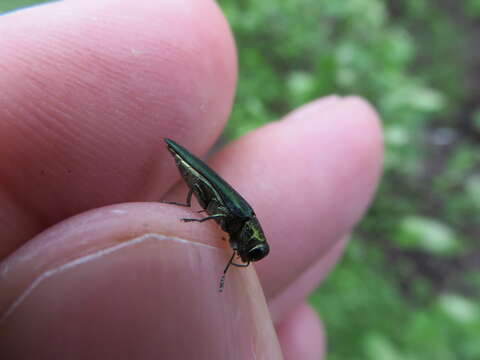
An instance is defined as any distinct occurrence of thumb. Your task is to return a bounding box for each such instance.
[0,203,282,359]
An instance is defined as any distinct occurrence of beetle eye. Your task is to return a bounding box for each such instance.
[248,244,270,262]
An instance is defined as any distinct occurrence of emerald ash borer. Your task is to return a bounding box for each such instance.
[163,138,270,291]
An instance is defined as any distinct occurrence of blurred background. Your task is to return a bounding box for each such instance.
[3,0,479,359]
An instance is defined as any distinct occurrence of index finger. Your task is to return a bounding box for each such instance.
[167,96,383,319]
[0,0,236,258]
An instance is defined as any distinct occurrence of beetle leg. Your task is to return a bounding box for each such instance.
[231,260,250,267]
[222,251,249,272]
[219,251,236,292]
[219,252,250,292]
[161,188,193,207]
[181,213,226,222]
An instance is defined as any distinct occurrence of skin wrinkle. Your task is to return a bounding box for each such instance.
[0,233,218,324]
[0,189,45,259]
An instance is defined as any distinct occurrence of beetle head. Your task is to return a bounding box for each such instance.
[237,218,270,263]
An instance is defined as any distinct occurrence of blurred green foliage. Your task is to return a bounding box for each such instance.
[3,0,479,358]
[0,0,49,13]
[219,0,480,359]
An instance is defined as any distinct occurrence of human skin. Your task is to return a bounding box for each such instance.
[0,0,383,359]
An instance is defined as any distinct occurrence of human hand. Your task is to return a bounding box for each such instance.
[0,0,382,359]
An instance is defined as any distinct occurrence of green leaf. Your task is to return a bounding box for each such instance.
[395,216,460,255]
[363,332,404,360]
[466,175,480,206]
[437,294,480,325]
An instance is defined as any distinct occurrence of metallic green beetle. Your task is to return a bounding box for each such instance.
[163,138,270,291]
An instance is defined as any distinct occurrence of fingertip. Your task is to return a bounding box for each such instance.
[285,95,383,165]
[276,303,326,360]
[208,96,383,303]
[2,0,237,148]
[0,0,237,254]
[285,95,382,147]
[341,95,384,164]
[0,203,281,358]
